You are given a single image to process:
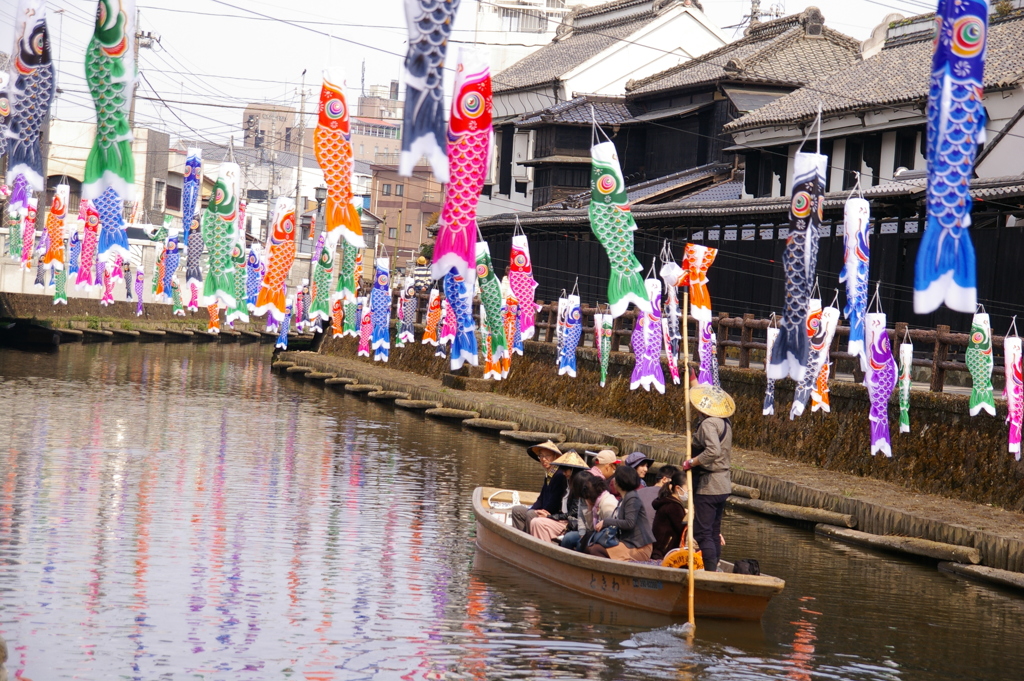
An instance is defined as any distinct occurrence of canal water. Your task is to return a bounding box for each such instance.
[1,344,1023,680]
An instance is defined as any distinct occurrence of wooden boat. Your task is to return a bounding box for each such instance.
[473,487,785,621]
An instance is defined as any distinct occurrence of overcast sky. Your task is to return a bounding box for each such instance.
[1,0,930,146]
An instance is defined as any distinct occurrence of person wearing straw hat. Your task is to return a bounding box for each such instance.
[528,451,589,543]
[511,441,567,532]
[680,381,735,572]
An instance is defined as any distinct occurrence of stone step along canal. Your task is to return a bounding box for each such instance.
[0,343,1022,680]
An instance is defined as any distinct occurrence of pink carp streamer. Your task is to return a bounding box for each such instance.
[432,48,491,285]
[1005,336,1023,459]
[509,233,539,340]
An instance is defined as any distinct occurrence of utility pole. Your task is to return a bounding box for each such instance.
[294,69,308,253]
[129,10,160,127]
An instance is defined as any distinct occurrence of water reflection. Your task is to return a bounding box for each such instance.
[0,344,1022,680]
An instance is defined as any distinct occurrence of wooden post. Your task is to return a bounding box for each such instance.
[681,291,696,632]
[546,303,558,343]
[739,313,754,368]
[612,315,623,352]
[931,324,950,392]
[716,312,729,366]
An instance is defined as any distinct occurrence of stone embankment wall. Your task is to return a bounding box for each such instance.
[320,335,1024,511]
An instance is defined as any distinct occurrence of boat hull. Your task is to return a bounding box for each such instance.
[473,487,784,621]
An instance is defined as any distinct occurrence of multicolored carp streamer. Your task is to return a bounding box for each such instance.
[75,204,100,290]
[331,299,344,339]
[6,205,23,261]
[357,296,372,357]
[255,197,297,322]
[432,48,490,283]
[439,297,456,348]
[0,71,10,160]
[333,242,360,334]
[201,164,240,309]
[509,234,539,341]
[43,184,68,270]
[555,295,568,364]
[100,262,115,305]
[444,269,478,370]
[483,322,501,381]
[276,298,293,350]
[398,277,417,344]
[53,263,67,305]
[84,1,136,263]
[588,141,649,319]
[769,152,827,382]
[33,250,46,288]
[683,244,717,323]
[68,231,81,277]
[153,247,165,297]
[226,235,249,326]
[790,297,822,418]
[898,340,913,434]
[763,326,779,416]
[558,295,582,378]
[181,148,203,303]
[596,313,613,388]
[660,257,684,385]
[476,242,508,362]
[967,311,995,416]
[840,197,870,371]
[309,234,333,324]
[1004,335,1023,458]
[915,0,988,314]
[370,258,392,362]
[20,199,37,269]
[399,0,460,182]
[314,71,363,248]
[207,302,221,334]
[630,279,666,394]
[865,312,897,457]
[134,266,144,315]
[810,306,839,413]
[171,279,185,317]
[697,319,718,387]
[245,243,263,311]
[6,0,56,192]
[422,288,442,346]
[297,280,311,333]
[161,232,181,302]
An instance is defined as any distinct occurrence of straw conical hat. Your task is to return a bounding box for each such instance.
[551,450,588,469]
[689,384,735,418]
[528,440,562,461]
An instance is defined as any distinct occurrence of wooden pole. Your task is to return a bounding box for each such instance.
[682,291,696,632]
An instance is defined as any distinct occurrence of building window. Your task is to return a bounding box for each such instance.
[165,184,182,211]
[382,184,391,196]
[389,227,398,239]
[152,179,166,212]
[285,127,292,151]
[405,223,412,233]
[360,144,364,156]
[395,184,404,197]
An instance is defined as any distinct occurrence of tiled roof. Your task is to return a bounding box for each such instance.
[493,0,675,93]
[538,162,733,209]
[626,8,860,96]
[515,95,632,128]
[679,179,743,202]
[725,12,1024,131]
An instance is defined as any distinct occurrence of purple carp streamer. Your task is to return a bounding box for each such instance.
[400,0,461,182]
[865,312,897,457]
[630,279,665,394]
[914,0,988,314]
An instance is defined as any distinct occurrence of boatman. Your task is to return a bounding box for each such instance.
[510,441,567,532]
[412,256,432,293]
[681,381,735,572]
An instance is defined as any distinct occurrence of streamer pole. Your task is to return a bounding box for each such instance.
[682,290,696,633]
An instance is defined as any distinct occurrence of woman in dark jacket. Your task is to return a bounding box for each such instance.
[651,471,688,561]
[586,465,655,561]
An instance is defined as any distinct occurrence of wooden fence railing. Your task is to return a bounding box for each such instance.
[406,292,996,394]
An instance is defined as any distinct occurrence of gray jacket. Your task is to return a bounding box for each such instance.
[602,490,656,548]
[692,417,732,496]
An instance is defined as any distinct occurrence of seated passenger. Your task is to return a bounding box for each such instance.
[586,465,655,562]
[530,451,589,542]
[622,452,654,486]
[587,450,619,480]
[638,465,680,532]
[511,441,567,532]
[559,470,595,551]
[651,471,689,561]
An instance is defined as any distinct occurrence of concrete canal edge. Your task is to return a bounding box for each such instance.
[277,350,1024,591]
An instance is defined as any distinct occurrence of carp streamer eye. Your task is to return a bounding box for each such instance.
[477,264,488,278]
[791,192,812,218]
[326,98,346,120]
[952,16,985,58]
[596,174,617,195]
[461,92,483,118]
